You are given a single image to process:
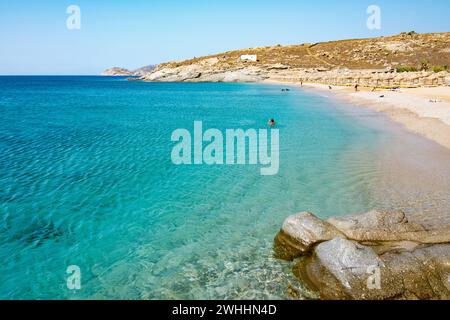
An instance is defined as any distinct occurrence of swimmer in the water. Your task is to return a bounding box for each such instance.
[268,119,276,127]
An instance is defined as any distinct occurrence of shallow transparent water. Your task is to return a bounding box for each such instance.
[0,77,443,299]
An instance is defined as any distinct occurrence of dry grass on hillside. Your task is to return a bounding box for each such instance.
[158,32,450,71]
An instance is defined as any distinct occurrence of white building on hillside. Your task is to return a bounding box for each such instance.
[240,54,257,62]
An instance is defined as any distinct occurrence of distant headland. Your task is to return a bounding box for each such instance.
[104,32,450,87]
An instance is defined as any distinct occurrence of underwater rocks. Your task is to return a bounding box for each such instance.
[274,210,450,300]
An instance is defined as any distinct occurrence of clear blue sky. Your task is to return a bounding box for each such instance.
[1,0,449,75]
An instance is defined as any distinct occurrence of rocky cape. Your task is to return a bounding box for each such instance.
[274,210,450,300]
[137,32,450,87]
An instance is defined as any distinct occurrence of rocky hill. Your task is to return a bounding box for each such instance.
[140,32,450,87]
[133,65,157,76]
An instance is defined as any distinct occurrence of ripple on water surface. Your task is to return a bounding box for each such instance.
[0,77,449,299]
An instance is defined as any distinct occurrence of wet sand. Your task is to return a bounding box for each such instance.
[300,83,450,149]
[300,84,450,229]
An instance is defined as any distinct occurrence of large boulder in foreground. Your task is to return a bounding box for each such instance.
[297,238,450,300]
[273,212,344,260]
[295,237,402,300]
[274,210,450,300]
[327,210,450,243]
[383,244,450,299]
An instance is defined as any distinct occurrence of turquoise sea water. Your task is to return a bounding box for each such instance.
[0,76,391,299]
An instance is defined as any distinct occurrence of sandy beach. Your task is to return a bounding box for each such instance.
[297,83,450,149]
[277,81,450,225]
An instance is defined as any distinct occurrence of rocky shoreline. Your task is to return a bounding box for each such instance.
[139,61,450,88]
[110,32,450,87]
[274,210,450,300]
[131,32,450,87]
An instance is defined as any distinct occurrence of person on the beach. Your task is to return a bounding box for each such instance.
[328,86,332,90]
[268,119,276,127]
[355,84,359,92]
